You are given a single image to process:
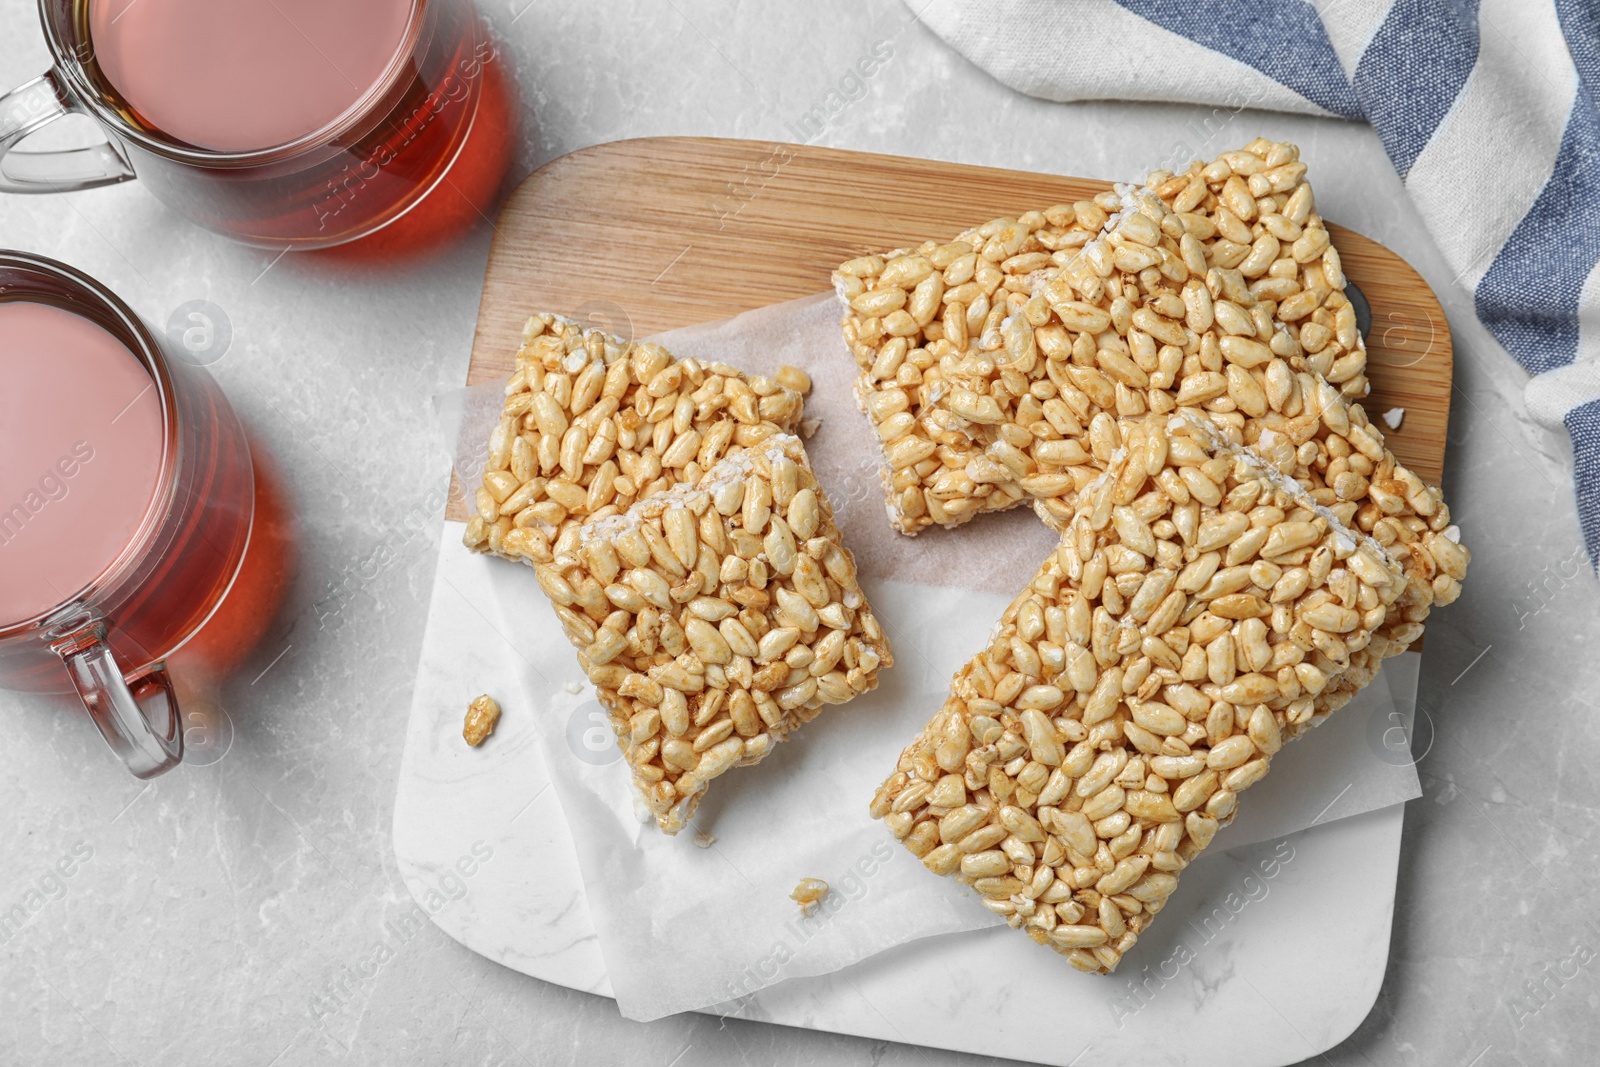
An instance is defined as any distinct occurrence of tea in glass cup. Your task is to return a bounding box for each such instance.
[0,0,513,249]
[0,253,266,777]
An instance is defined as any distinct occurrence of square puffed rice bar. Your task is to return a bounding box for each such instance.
[538,434,892,834]
[1229,383,1466,689]
[463,314,803,565]
[869,411,1434,974]
[833,204,1106,534]
[1145,137,1368,399]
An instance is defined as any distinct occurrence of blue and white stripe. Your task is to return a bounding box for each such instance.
[913,0,1600,565]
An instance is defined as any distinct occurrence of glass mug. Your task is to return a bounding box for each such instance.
[0,252,255,777]
[0,0,504,249]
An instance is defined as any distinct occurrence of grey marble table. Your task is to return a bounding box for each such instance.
[1,2,1593,1065]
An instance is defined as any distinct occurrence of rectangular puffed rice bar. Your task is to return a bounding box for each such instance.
[537,433,892,834]
[462,314,803,565]
[869,410,1445,973]
[833,139,1378,540]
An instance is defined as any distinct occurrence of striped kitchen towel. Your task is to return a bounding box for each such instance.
[910,0,1600,564]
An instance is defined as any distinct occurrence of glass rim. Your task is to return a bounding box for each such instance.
[0,250,180,639]
[37,0,429,167]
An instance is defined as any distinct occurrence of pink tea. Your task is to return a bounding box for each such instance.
[75,0,512,248]
[0,286,263,695]
[88,0,414,153]
[0,302,163,626]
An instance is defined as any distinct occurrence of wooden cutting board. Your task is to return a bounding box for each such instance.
[448,137,1452,520]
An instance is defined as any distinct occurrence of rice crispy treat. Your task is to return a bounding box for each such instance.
[463,314,803,565]
[538,434,892,834]
[833,204,1107,534]
[832,138,1376,538]
[869,411,1463,974]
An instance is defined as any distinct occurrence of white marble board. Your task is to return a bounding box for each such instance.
[394,522,1416,1066]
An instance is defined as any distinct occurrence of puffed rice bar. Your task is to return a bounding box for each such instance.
[539,433,892,834]
[869,410,1450,974]
[833,139,1376,540]
[834,205,1105,534]
[934,159,1374,530]
[463,314,803,564]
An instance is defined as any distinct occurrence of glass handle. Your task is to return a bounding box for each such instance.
[54,620,183,779]
[0,70,135,194]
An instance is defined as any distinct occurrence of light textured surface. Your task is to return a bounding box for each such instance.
[0,2,1592,1066]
